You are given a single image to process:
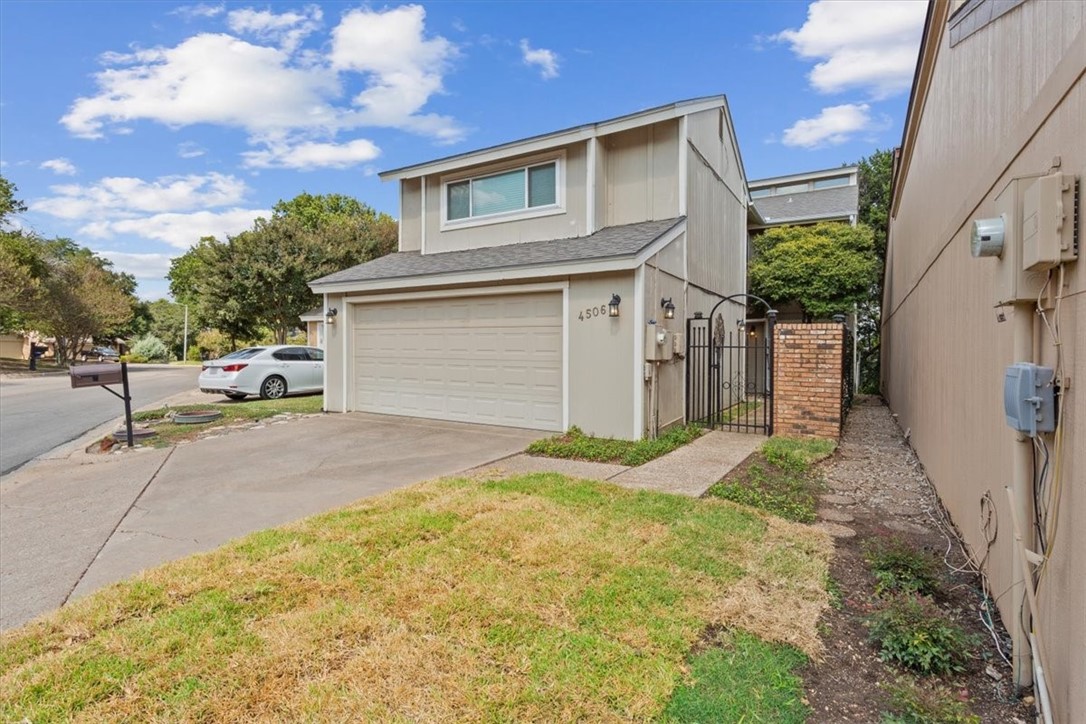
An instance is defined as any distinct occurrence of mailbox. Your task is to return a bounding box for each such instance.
[70,363,124,388]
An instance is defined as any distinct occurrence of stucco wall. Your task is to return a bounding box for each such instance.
[883,2,1084,718]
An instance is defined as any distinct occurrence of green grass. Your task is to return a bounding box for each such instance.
[705,436,836,523]
[881,676,980,724]
[129,395,322,445]
[0,473,830,722]
[0,356,66,373]
[526,424,702,466]
[661,629,809,723]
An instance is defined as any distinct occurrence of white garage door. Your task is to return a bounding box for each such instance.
[351,292,563,431]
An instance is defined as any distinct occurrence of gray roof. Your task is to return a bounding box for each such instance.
[311,217,684,287]
[752,185,858,226]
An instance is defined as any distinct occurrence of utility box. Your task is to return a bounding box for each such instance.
[1004,362,1055,437]
[1022,172,1078,272]
[990,176,1052,306]
[70,363,123,388]
[644,324,674,361]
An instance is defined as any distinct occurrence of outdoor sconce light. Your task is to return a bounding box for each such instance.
[661,297,675,320]
[608,294,622,317]
[325,307,338,325]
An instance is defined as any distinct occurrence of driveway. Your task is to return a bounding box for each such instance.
[0,412,542,631]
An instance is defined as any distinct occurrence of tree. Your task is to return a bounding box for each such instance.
[749,222,879,321]
[855,149,895,392]
[146,299,188,359]
[0,175,28,227]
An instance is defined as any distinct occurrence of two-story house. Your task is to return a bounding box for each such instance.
[310,96,749,440]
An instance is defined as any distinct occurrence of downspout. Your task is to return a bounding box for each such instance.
[1009,300,1034,690]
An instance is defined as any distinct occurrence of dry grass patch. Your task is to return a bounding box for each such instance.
[1,473,830,722]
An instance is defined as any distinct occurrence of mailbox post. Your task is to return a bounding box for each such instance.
[70,361,134,447]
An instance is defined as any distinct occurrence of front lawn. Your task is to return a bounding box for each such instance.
[526,424,702,466]
[128,395,323,446]
[0,473,830,721]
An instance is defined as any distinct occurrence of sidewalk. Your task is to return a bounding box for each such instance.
[468,429,765,497]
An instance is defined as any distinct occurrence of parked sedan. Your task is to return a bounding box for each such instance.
[198,345,324,400]
[79,346,120,362]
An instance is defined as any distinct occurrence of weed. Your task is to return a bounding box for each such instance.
[825,573,843,610]
[526,424,701,466]
[863,535,943,597]
[763,436,836,472]
[881,675,980,724]
[867,594,974,675]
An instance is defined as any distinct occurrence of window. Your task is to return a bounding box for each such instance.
[272,349,308,361]
[813,176,850,190]
[305,347,324,361]
[776,182,808,195]
[750,188,772,199]
[445,161,559,223]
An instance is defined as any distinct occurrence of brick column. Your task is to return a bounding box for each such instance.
[772,323,844,438]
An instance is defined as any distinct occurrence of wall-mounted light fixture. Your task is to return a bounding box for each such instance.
[608,294,622,317]
[325,307,338,325]
[661,297,675,320]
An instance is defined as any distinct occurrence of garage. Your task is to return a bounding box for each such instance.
[350,291,563,431]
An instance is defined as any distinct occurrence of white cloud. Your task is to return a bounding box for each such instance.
[519,39,559,80]
[775,0,926,99]
[227,5,322,54]
[330,5,463,142]
[32,172,249,219]
[81,208,270,249]
[177,141,206,158]
[95,250,175,280]
[781,103,877,148]
[171,3,225,20]
[241,137,380,170]
[40,158,77,175]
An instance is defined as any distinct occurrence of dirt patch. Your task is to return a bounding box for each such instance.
[799,396,1033,722]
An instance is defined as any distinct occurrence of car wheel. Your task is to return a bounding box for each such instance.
[260,375,287,400]
[225,392,247,400]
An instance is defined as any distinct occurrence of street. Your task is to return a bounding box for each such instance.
[0,365,201,475]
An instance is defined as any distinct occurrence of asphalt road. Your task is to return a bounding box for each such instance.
[0,365,201,475]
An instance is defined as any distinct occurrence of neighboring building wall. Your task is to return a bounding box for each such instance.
[399,178,422,252]
[883,1,1084,719]
[420,143,589,253]
[773,323,844,438]
[641,233,687,434]
[0,334,25,359]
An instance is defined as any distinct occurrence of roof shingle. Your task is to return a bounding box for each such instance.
[753,185,858,226]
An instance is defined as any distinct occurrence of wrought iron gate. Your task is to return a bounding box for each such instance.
[685,295,776,435]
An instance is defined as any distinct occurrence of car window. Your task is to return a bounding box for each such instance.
[272,349,306,361]
[305,348,324,361]
[221,348,265,360]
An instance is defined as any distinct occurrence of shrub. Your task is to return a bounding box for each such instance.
[119,353,149,364]
[196,329,228,359]
[863,535,943,596]
[867,594,973,675]
[881,676,980,724]
[131,334,170,362]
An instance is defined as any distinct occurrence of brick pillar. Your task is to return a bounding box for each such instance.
[772,323,845,438]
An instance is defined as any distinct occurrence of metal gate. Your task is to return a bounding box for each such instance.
[685,294,777,434]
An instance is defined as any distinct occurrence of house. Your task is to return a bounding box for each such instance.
[882,0,1084,720]
[299,308,325,349]
[310,96,750,440]
[748,165,858,232]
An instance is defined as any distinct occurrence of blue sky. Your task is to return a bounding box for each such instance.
[0,1,926,300]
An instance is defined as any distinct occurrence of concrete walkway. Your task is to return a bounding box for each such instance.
[469,429,765,497]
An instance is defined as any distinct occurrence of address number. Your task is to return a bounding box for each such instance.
[577,301,610,321]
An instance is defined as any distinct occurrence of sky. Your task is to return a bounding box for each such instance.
[0,0,927,300]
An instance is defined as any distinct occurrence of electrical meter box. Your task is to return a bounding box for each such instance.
[991,176,1051,306]
[644,324,674,361]
[1004,363,1055,437]
[1022,172,1077,272]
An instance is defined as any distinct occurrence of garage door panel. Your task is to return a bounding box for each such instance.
[351,292,563,431]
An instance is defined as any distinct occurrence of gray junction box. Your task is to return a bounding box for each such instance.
[1004,363,1056,437]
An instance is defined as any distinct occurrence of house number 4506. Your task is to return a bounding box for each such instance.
[577,302,610,321]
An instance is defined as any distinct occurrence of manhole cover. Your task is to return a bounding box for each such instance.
[112,426,157,442]
[173,409,224,424]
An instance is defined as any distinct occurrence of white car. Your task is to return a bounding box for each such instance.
[198,345,324,400]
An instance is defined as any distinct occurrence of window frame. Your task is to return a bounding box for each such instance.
[439,150,566,231]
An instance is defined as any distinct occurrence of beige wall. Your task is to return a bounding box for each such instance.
[399,178,422,252]
[0,334,25,359]
[421,143,588,253]
[602,120,680,226]
[568,272,637,438]
[641,257,686,434]
[883,2,1085,719]
[322,293,347,412]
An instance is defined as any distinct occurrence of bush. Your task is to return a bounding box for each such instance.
[186,346,203,362]
[196,329,228,359]
[881,676,980,724]
[863,535,943,597]
[867,594,973,675]
[119,353,149,364]
[131,334,170,362]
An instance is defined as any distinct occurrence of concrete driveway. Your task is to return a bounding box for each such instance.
[0,412,542,631]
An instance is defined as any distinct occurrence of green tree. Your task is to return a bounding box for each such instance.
[0,175,29,227]
[749,222,879,321]
[146,299,188,359]
[855,149,894,392]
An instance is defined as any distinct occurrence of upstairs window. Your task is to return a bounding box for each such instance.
[445,161,559,223]
[813,175,850,190]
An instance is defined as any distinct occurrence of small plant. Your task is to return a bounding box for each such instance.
[526,424,701,466]
[864,535,943,596]
[881,675,980,724]
[131,334,170,362]
[867,594,973,675]
[762,436,836,472]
